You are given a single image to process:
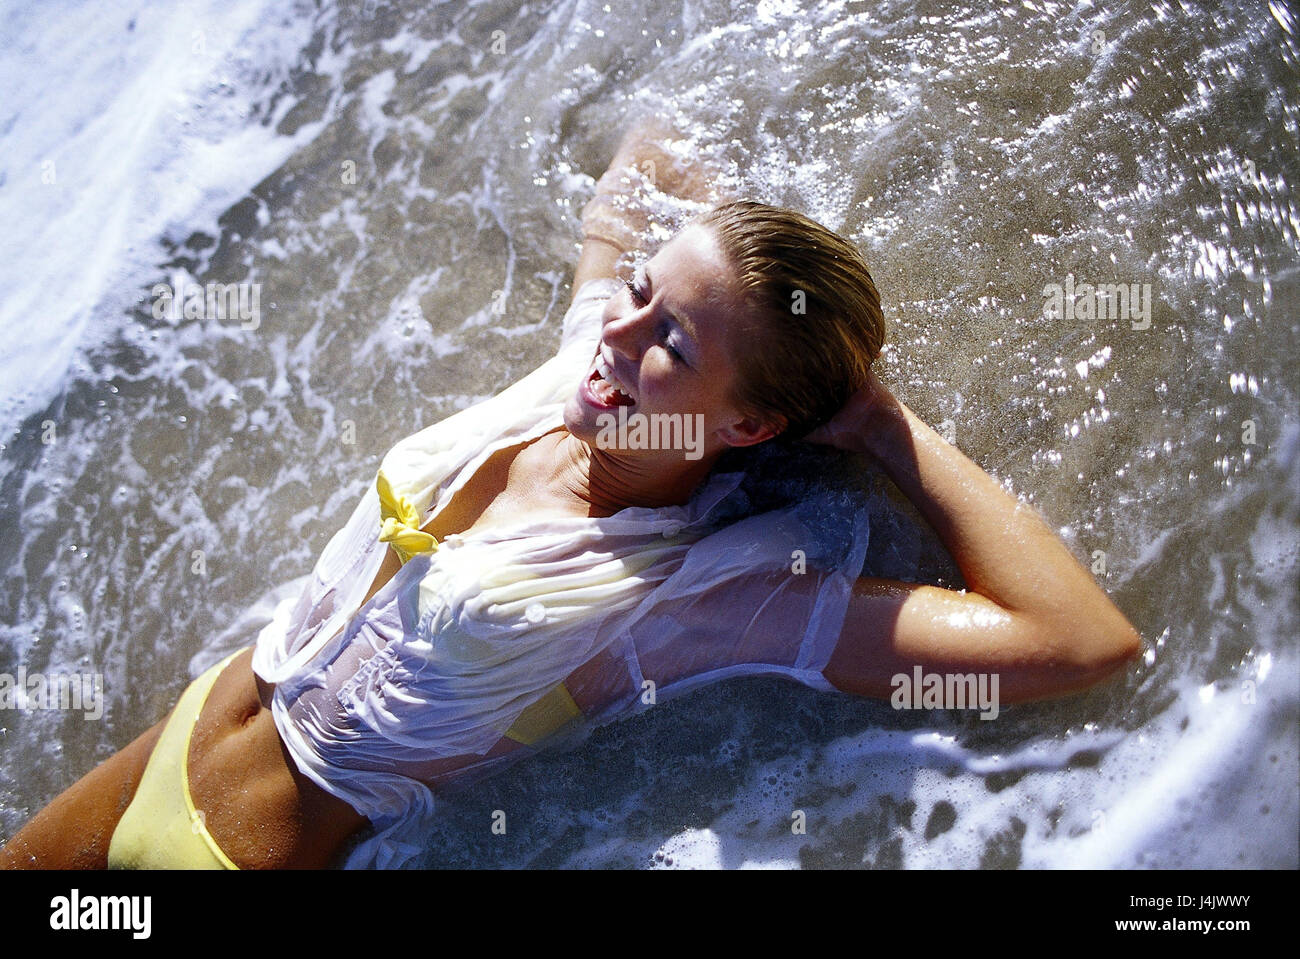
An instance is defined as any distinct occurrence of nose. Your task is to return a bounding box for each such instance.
[601,295,652,362]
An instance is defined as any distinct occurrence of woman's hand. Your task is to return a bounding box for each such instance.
[594,113,718,204]
[579,114,724,252]
[802,365,898,458]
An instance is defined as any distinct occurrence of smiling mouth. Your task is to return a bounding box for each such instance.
[585,352,636,408]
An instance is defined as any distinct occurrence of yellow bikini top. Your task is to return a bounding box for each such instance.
[375,468,438,564]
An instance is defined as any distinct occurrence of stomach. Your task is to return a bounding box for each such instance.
[186,648,368,869]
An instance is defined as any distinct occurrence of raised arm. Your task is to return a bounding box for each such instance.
[808,368,1142,705]
[571,115,722,299]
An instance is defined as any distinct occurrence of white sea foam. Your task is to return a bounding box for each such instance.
[0,0,329,440]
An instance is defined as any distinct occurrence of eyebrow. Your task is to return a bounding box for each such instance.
[643,263,700,345]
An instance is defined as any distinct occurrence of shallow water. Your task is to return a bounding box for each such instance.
[0,0,1296,868]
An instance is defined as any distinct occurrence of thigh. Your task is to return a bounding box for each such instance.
[0,715,168,869]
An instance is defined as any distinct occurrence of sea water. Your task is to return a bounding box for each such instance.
[0,0,1295,869]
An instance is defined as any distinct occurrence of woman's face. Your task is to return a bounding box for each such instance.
[564,223,778,460]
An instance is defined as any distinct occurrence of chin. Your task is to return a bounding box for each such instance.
[561,393,596,442]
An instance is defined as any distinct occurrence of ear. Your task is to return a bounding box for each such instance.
[718,411,784,448]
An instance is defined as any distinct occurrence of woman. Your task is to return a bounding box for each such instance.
[0,117,1140,870]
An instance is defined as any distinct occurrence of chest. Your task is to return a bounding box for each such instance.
[361,431,575,607]
[420,443,520,542]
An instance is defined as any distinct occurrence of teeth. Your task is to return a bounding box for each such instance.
[595,354,634,400]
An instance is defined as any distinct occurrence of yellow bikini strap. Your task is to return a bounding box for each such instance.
[376,469,438,565]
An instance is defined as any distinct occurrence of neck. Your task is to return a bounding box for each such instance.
[529,428,723,516]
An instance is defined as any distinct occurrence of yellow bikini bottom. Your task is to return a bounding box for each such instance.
[107,648,580,869]
[107,648,245,869]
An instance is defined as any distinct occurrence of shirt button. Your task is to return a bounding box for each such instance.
[525,603,546,623]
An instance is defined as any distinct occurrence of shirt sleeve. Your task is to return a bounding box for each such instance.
[560,277,623,353]
[611,490,874,708]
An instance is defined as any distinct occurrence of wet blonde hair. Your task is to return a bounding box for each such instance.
[696,200,885,440]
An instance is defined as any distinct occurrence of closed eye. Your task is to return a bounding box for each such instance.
[623,277,647,306]
[626,274,686,365]
[659,323,685,364]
